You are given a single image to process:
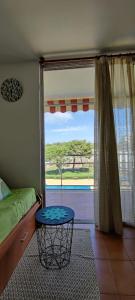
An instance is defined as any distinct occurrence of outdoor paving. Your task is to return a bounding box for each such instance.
[46,179,94,185]
[45,190,94,222]
[45,181,131,224]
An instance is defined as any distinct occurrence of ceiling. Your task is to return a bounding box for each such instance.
[0,0,135,62]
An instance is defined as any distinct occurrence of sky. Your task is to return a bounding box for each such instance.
[45,110,94,144]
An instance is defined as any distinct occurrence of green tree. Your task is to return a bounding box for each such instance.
[64,140,93,169]
[45,143,66,174]
[45,140,93,171]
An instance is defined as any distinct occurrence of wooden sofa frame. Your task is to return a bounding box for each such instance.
[0,195,42,294]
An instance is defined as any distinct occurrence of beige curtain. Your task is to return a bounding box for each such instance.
[110,56,135,226]
[94,57,123,234]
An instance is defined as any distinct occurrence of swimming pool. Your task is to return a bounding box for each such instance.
[45,185,92,190]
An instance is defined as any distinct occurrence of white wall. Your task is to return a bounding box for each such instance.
[0,62,41,191]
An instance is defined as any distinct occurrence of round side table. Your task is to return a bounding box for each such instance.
[35,206,75,269]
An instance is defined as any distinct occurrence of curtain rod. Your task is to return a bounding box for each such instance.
[40,50,135,66]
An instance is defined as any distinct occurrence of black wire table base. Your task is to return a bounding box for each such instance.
[36,219,74,269]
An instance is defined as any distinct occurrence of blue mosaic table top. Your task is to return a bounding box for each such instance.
[35,206,75,225]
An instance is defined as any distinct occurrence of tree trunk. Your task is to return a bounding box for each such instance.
[80,157,83,168]
[73,157,75,170]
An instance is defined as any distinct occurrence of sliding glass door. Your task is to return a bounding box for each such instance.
[43,67,95,223]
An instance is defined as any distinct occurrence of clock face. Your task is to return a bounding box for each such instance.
[1,78,23,102]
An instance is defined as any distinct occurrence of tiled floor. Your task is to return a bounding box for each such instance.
[89,224,135,299]
[46,190,94,222]
[46,190,135,298]
[45,189,131,225]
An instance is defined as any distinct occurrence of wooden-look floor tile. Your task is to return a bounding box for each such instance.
[131,260,135,270]
[91,239,109,259]
[124,239,135,260]
[100,294,120,300]
[90,224,109,239]
[111,261,135,295]
[123,227,135,239]
[119,296,135,299]
[91,226,135,298]
[104,237,128,260]
[95,259,118,294]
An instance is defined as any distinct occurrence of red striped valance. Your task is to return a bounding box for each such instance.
[45,97,95,113]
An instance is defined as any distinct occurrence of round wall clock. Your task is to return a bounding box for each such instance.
[1,78,23,102]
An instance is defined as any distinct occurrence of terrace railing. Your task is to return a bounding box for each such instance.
[45,155,94,187]
[45,154,132,188]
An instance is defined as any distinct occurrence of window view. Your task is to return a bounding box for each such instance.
[45,110,94,189]
[44,67,95,223]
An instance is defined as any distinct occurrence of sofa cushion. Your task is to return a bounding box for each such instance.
[0,178,12,201]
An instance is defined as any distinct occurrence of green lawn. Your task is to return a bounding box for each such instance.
[45,167,94,179]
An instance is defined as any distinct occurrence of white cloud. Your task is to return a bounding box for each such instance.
[45,112,73,124]
[51,126,87,133]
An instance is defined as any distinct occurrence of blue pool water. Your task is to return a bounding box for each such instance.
[45,185,92,190]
